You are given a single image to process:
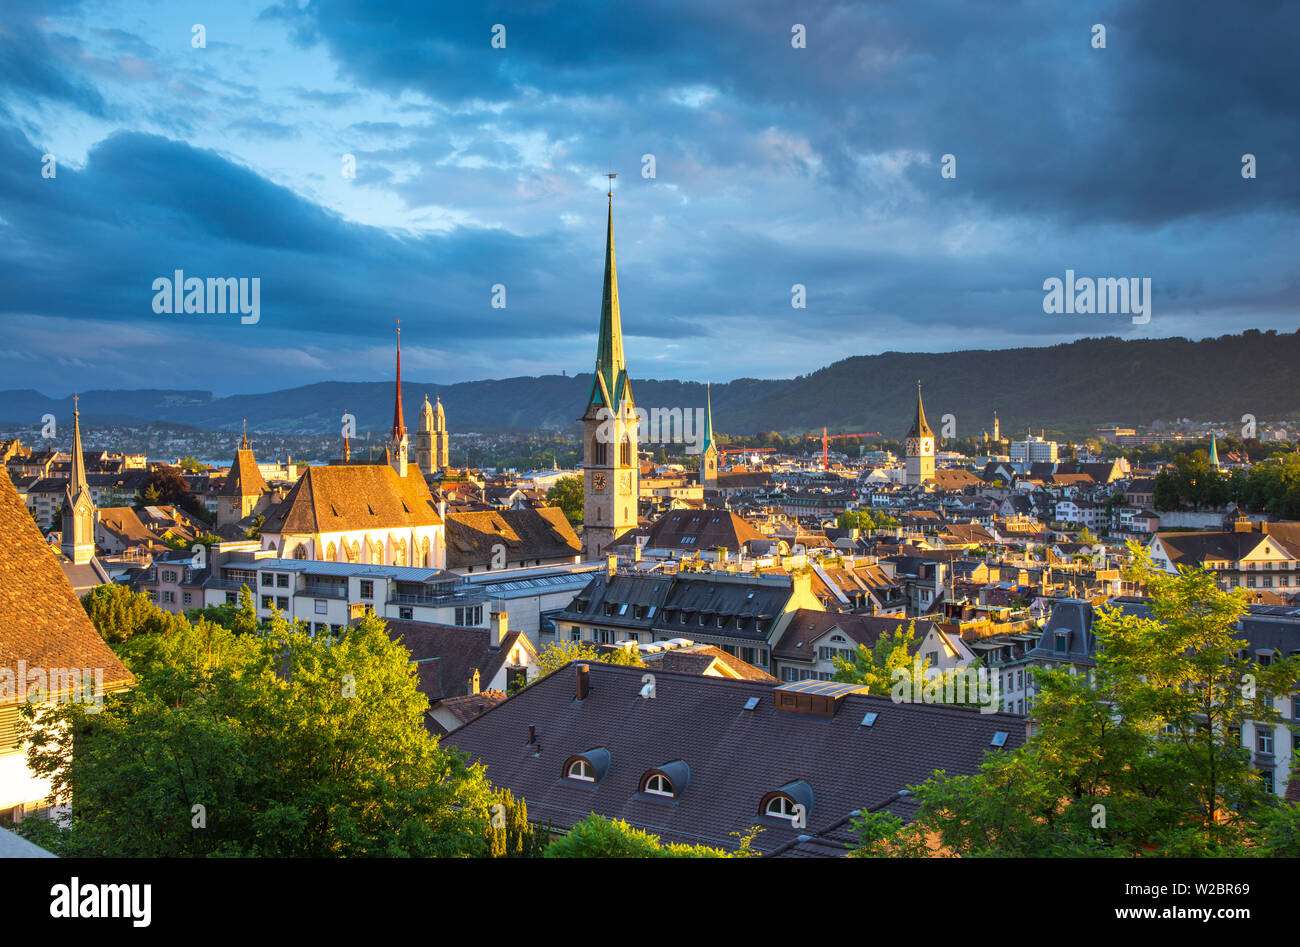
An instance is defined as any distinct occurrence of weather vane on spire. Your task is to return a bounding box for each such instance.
[607,171,617,199]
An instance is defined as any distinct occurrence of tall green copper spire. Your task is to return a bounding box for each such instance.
[1209,432,1220,470]
[702,382,714,453]
[588,180,632,412]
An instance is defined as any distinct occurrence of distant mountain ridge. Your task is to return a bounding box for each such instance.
[3,330,1297,439]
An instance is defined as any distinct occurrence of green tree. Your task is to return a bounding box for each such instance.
[534,639,644,677]
[21,613,498,857]
[544,813,752,857]
[81,583,188,644]
[851,547,1300,857]
[546,475,584,526]
[486,788,548,857]
[187,585,260,636]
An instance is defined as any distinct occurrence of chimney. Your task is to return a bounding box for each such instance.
[490,610,509,648]
[469,668,481,695]
[606,554,618,577]
[632,543,642,562]
[438,498,447,521]
[575,663,590,701]
[527,724,537,745]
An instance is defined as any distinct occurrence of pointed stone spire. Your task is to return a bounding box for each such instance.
[69,394,87,496]
[62,394,95,564]
[241,418,249,450]
[1209,432,1220,470]
[906,380,933,439]
[588,180,631,412]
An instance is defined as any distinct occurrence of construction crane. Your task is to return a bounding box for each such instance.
[719,446,777,464]
[804,427,882,471]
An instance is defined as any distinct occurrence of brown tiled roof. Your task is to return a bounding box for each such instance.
[385,619,530,703]
[643,508,765,553]
[932,469,981,491]
[444,507,581,568]
[220,448,267,497]
[647,644,777,681]
[96,506,155,544]
[448,662,1024,854]
[435,690,508,723]
[264,464,441,534]
[0,470,132,706]
[773,608,937,662]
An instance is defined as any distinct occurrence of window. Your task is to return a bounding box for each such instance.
[276,574,289,588]
[1257,727,1274,755]
[1054,632,1069,653]
[644,774,673,797]
[1258,769,1275,793]
[399,607,413,620]
[360,580,374,600]
[162,570,177,583]
[315,600,328,615]
[567,760,595,782]
[455,605,483,627]
[261,572,274,586]
[183,592,192,606]
[276,597,289,610]
[161,591,174,604]
[764,796,799,822]
[261,595,273,609]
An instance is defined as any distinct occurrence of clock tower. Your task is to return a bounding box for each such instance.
[582,180,638,557]
[904,381,935,486]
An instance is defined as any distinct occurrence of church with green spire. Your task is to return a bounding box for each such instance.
[581,182,639,557]
[700,382,718,488]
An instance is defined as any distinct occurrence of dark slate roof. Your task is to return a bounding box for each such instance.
[557,571,795,643]
[1028,598,1098,664]
[773,609,940,663]
[384,619,529,702]
[447,662,1025,855]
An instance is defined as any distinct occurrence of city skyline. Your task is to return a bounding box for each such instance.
[1,0,1297,396]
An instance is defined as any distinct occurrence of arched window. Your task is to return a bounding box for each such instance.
[644,774,673,797]
[620,437,632,467]
[760,780,813,823]
[592,439,609,467]
[292,543,308,560]
[563,748,610,784]
[325,542,337,562]
[765,796,799,821]
[567,759,595,782]
[421,537,431,568]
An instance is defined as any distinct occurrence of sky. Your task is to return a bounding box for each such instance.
[0,0,1296,396]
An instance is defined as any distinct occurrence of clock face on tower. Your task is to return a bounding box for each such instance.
[593,473,607,489]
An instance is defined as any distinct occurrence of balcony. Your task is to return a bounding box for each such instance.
[388,590,481,607]
[303,583,347,599]
[206,577,255,591]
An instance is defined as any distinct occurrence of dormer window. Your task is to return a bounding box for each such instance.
[759,780,814,824]
[764,796,799,821]
[567,760,596,782]
[563,748,611,784]
[644,774,673,797]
